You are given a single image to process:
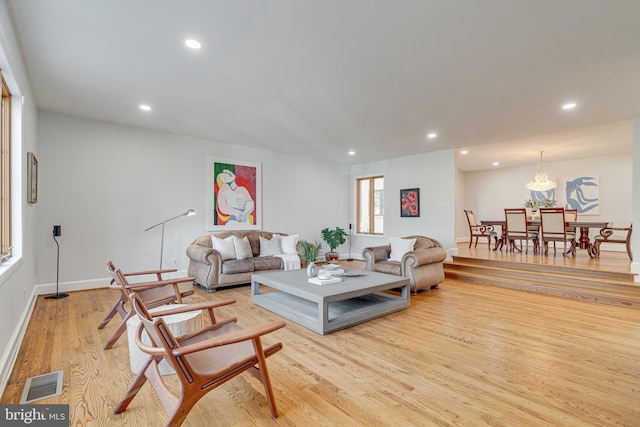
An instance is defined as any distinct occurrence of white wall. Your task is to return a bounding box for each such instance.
[35,111,351,286]
[460,154,633,242]
[350,149,457,257]
[632,117,640,278]
[0,0,39,392]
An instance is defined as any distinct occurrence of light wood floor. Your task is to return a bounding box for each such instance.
[2,262,640,426]
[455,242,634,275]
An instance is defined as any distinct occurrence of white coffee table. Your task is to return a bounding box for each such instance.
[251,269,409,335]
[126,304,203,375]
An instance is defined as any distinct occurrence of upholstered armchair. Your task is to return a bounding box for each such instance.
[362,235,446,294]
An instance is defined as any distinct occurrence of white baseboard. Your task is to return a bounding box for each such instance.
[0,287,37,397]
[35,278,108,296]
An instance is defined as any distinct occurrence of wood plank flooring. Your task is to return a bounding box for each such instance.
[454,242,634,275]
[2,262,640,426]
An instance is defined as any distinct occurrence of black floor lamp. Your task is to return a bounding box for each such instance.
[46,225,68,299]
[347,223,354,261]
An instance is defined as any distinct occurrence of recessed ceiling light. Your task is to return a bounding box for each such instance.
[460,150,468,155]
[348,151,356,156]
[139,104,151,111]
[562,102,577,110]
[185,39,202,49]
[427,132,437,139]
[492,162,500,166]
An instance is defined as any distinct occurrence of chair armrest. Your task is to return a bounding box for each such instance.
[362,245,391,269]
[148,299,237,318]
[129,276,196,289]
[123,268,177,277]
[172,320,286,356]
[403,247,446,268]
[186,244,221,265]
[595,225,632,241]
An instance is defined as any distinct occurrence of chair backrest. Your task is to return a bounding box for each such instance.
[113,268,177,305]
[107,261,117,285]
[464,210,478,227]
[540,208,567,239]
[504,208,527,234]
[564,209,578,232]
[564,209,577,222]
[129,292,200,387]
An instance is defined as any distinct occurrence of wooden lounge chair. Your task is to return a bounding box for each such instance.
[98,261,194,330]
[114,288,285,426]
[101,261,196,349]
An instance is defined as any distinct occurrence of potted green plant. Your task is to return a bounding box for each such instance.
[298,240,322,263]
[320,227,349,262]
[298,240,322,277]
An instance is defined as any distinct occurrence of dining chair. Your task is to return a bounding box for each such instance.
[504,208,538,254]
[539,208,576,256]
[114,290,285,426]
[561,209,578,252]
[102,262,196,350]
[593,223,633,260]
[464,210,497,248]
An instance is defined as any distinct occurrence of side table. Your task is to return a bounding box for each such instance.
[126,304,203,375]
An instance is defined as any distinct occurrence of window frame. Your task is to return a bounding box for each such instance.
[355,175,384,235]
[1,72,12,262]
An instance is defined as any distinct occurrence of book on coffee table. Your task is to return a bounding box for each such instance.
[308,277,343,286]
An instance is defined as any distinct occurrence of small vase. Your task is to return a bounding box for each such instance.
[306,262,316,277]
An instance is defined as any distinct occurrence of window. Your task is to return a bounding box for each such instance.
[1,72,11,262]
[356,175,384,235]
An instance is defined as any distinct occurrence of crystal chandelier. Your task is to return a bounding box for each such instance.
[526,151,556,191]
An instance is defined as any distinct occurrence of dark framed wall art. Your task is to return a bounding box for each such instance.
[400,188,419,217]
[27,151,38,204]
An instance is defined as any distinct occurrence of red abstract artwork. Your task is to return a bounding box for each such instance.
[400,188,420,217]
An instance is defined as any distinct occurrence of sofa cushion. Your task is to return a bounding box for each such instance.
[259,235,283,256]
[212,235,236,260]
[373,260,402,276]
[280,234,299,254]
[233,236,253,260]
[253,256,283,271]
[221,258,255,274]
[389,237,416,262]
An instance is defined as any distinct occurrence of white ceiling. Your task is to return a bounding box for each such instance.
[7,0,640,171]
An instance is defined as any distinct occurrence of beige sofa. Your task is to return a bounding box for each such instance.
[362,235,446,294]
[186,231,304,292]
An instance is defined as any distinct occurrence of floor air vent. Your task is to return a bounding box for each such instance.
[19,370,63,404]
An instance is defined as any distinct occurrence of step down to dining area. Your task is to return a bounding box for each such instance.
[445,253,640,310]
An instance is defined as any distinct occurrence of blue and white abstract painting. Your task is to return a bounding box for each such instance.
[565,176,599,214]
[529,188,556,203]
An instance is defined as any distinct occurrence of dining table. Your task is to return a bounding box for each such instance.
[480,219,610,257]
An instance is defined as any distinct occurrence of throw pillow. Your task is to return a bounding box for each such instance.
[280,234,299,254]
[233,236,253,260]
[211,235,236,261]
[389,237,416,262]
[259,234,283,257]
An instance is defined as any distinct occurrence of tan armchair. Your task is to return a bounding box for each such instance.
[362,235,446,294]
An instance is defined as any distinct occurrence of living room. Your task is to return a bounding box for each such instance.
[1,1,640,425]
